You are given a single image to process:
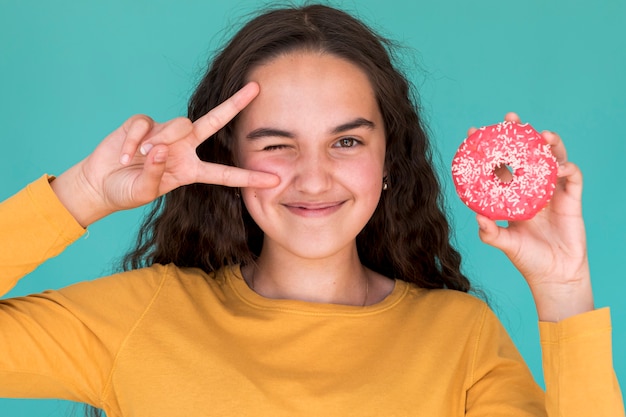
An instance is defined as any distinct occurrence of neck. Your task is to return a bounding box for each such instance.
[244,243,371,306]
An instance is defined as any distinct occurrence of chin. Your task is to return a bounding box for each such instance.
[266,234,360,262]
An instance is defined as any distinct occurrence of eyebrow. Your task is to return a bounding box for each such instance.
[331,117,376,134]
[245,117,376,140]
[246,127,294,140]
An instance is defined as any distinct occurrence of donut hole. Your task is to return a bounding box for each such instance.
[494,163,514,183]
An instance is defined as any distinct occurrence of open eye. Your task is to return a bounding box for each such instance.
[333,137,361,148]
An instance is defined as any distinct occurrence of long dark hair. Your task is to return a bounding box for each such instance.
[86,6,470,416]
[123,4,470,292]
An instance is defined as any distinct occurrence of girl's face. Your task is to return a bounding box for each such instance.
[235,51,386,260]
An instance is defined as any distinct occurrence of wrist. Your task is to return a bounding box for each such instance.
[530,277,594,322]
[50,163,112,227]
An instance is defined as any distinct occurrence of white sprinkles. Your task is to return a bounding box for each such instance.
[451,121,558,220]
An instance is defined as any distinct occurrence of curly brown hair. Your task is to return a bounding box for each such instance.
[123,3,471,293]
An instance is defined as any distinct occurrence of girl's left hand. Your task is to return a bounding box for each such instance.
[472,112,594,322]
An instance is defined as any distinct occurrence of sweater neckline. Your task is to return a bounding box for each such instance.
[225,264,411,316]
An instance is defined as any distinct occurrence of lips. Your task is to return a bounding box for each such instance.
[282,201,346,217]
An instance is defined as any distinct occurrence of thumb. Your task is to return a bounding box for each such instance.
[476,214,512,253]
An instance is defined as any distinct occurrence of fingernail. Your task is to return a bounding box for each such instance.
[120,154,130,165]
[140,143,153,156]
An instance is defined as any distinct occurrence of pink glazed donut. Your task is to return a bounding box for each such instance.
[451,121,558,221]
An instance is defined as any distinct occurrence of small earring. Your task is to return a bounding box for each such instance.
[235,189,241,198]
[382,176,389,190]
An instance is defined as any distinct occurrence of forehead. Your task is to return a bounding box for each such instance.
[237,51,381,131]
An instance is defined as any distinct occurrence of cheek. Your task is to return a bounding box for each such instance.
[349,150,385,187]
[361,159,386,209]
[353,163,384,203]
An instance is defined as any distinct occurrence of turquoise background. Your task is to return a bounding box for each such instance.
[1,0,624,415]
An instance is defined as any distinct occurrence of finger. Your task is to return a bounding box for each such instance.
[195,162,280,188]
[557,161,583,198]
[476,214,515,253]
[541,130,568,165]
[131,144,169,203]
[468,113,521,137]
[137,117,194,153]
[504,112,521,123]
[120,115,154,164]
[191,82,260,146]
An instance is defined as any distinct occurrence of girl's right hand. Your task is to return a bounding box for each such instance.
[51,82,279,227]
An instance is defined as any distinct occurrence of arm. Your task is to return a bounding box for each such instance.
[466,304,624,417]
[49,82,278,228]
[0,176,85,295]
[0,261,170,411]
[0,82,278,406]
[473,113,624,416]
[474,113,591,322]
[1,82,276,294]
[0,173,168,408]
[540,308,624,417]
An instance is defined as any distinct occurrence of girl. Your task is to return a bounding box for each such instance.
[1,4,622,416]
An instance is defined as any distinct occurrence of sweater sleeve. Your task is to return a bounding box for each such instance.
[0,177,164,412]
[540,308,625,417]
[0,175,85,295]
[466,305,624,417]
[0,268,166,408]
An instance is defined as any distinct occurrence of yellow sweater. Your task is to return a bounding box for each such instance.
[0,176,623,417]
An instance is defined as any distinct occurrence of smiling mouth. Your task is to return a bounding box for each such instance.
[283,201,346,217]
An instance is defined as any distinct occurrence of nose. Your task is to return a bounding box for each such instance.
[293,150,332,194]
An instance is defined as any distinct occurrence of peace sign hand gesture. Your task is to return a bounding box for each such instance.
[51,82,279,227]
